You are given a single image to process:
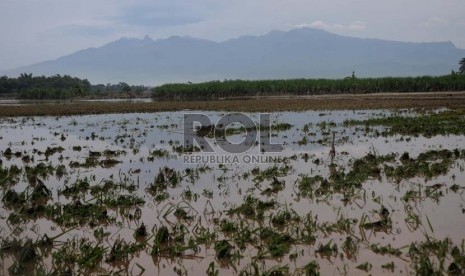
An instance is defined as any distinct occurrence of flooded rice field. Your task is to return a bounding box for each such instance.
[1,109,465,275]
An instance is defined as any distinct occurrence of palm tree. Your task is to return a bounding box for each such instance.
[460,57,465,74]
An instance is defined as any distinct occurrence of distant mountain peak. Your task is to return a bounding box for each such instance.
[142,35,153,41]
[2,27,464,85]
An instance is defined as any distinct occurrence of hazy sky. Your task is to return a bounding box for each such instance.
[1,0,464,70]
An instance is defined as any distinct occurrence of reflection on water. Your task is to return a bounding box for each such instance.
[0,109,464,275]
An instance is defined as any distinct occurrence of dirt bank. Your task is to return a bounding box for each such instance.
[1,91,465,116]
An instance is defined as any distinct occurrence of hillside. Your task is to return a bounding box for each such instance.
[3,28,464,85]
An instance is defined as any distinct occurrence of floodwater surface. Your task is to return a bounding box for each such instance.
[0,109,464,275]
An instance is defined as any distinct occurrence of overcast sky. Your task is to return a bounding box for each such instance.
[1,0,465,70]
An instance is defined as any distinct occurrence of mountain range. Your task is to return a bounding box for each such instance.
[3,28,464,85]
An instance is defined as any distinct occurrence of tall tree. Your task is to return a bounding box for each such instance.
[460,57,465,74]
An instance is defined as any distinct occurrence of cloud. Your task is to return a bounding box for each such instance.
[295,20,367,31]
[419,17,449,28]
[113,2,203,27]
[2,0,465,70]
[51,24,116,37]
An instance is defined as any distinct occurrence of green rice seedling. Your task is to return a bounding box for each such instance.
[55,164,67,178]
[214,240,233,260]
[59,178,90,199]
[3,148,13,159]
[449,244,465,275]
[412,257,439,275]
[252,164,292,184]
[370,243,402,256]
[409,237,452,274]
[155,226,170,244]
[362,218,392,232]
[302,260,320,276]
[45,201,111,227]
[25,163,54,184]
[227,195,276,220]
[233,225,253,250]
[43,146,65,158]
[18,239,36,262]
[206,261,219,276]
[379,205,390,220]
[260,264,289,275]
[317,121,336,131]
[29,180,52,203]
[303,123,311,133]
[172,144,201,154]
[0,164,21,187]
[100,158,122,168]
[297,136,308,146]
[2,189,27,208]
[0,237,23,258]
[162,201,198,221]
[181,189,195,201]
[258,227,293,257]
[404,204,422,231]
[52,238,106,273]
[105,238,144,263]
[450,184,464,193]
[173,207,193,220]
[315,240,338,258]
[149,167,181,195]
[297,213,318,244]
[385,149,463,182]
[103,193,145,209]
[342,236,359,260]
[193,223,216,245]
[69,157,99,169]
[425,184,445,203]
[152,223,198,258]
[93,228,110,242]
[402,189,422,203]
[150,148,170,158]
[381,261,395,272]
[134,223,147,239]
[154,192,170,202]
[320,215,357,235]
[261,177,285,196]
[296,175,323,198]
[219,219,238,234]
[202,189,213,199]
[356,262,372,272]
[266,122,293,132]
[7,212,23,225]
[21,154,31,163]
[270,208,300,228]
[103,149,124,157]
[151,226,170,256]
[6,239,37,275]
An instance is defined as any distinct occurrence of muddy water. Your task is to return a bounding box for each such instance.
[0,110,464,275]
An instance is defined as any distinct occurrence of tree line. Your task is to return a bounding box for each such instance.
[0,74,91,100]
[90,82,147,97]
[0,74,149,100]
[151,74,465,100]
[2,57,465,101]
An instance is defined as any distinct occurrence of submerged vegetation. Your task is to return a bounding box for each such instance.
[344,109,465,137]
[0,108,465,274]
